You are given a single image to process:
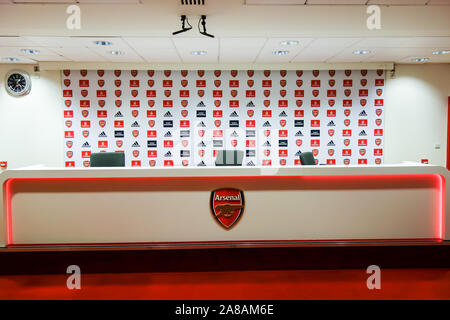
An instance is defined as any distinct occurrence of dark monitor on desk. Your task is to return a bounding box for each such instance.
[215,150,244,166]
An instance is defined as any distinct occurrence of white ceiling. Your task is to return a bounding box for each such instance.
[0,36,449,64]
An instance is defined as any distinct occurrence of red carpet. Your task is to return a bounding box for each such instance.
[0,268,449,299]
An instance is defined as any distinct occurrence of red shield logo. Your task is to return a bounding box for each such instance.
[329,70,335,77]
[81,90,88,97]
[344,159,350,165]
[296,139,302,146]
[280,159,286,166]
[264,90,270,97]
[133,150,139,158]
[99,120,106,128]
[312,89,319,97]
[182,160,189,167]
[148,120,155,127]
[80,70,87,77]
[376,109,382,116]
[131,89,138,97]
[132,129,139,137]
[66,141,73,148]
[377,69,383,76]
[181,100,188,108]
[264,130,270,137]
[345,70,351,77]
[164,90,171,97]
[264,100,270,107]
[231,140,237,147]
[181,80,188,87]
[198,90,205,97]
[247,110,254,117]
[82,110,89,118]
[65,120,72,128]
[67,151,73,158]
[64,79,70,87]
[264,70,271,77]
[214,120,221,127]
[377,89,383,96]
[280,70,287,77]
[211,188,244,229]
[280,79,287,87]
[361,79,367,87]
[214,80,221,87]
[148,100,155,108]
[115,90,122,97]
[63,70,70,77]
[182,140,188,147]
[328,129,334,136]
[329,79,335,87]
[214,100,221,107]
[359,149,366,156]
[344,119,351,126]
[147,70,154,77]
[360,99,367,106]
[264,149,270,156]
[376,119,382,126]
[214,70,221,77]
[361,70,368,76]
[296,100,303,107]
[312,110,319,117]
[181,70,188,77]
[164,70,171,77]
[231,90,238,97]
[328,149,334,156]
[198,130,205,137]
[247,80,254,87]
[82,130,89,138]
[149,160,156,167]
[114,70,121,77]
[98,79,105,87]
[247,70,254,77]
[296,79,303,87]
[344,139,350,146]
[97,70,104,77]
[344,109,351,117]
[375,138,382,146]
[132,110,139,118]
[199,149,205,157]
[131,70,138,77]
[375,158,382,165]
[181,109,188,117]
[116,140,123,148]
[296,70,303,77]
[344,89,351,97]
[115,100,122,107]
[280,120,286,127]
[280,90,286,97]
[198,70,205,77]
[65,100,72,108]
[312,70,319,77]
[328,100,335,107]
[231,70,238,77]
[83,161,90,167]
[312,149,319,157]
[148,80,154,87]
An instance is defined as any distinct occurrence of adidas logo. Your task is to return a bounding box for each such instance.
[327,120,335,127]
[279,111,287,117]
[164,131,172,137]
[114,111,123,117]
[262,121,271,127]
[98,131,107,137]
[247,161,255,166]
[295,151,302,156]
[246,101,255,108]
[327,140,335,146]
[131,121,139,127]
[164,151,172,157]
[230,111,238,117]
[359,110,367,116]
[230,131,239,137]
[82,142,90,148]
[197,101,205,108]
[132,141,140,147]
[198,161,206,166]
[359,130,367,136]
[263,141,271,147]
[198,141,206,147]
[197,121,206,127]
[164,111,172,117]
[295,130,303,137]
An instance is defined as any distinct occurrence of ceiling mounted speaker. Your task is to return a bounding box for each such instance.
[180,0,205,5]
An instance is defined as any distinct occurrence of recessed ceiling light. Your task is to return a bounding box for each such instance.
[94,40,112,46]
[109,50,124,55]
[21,49,40,54]
[353,50,371,55]
[280,40,298,46]
[191,50,207,55]
[3,57,19,62]
[412,57,429,62]
[433,50,450,55]
[273,50,289,56]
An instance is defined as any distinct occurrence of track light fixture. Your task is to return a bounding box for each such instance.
[198,15,215,38]
[172,15,192,35]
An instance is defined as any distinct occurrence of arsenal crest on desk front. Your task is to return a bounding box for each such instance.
[210,188,245,229]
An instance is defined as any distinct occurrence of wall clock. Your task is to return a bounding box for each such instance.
[5,70,31,97]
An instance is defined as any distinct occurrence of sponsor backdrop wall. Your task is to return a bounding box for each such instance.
[61,69,385,167]
[1,64,449,169]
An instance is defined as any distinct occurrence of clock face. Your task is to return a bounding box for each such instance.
[5,71,31,96]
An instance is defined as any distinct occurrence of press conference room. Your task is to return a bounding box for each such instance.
[0,0,449,302]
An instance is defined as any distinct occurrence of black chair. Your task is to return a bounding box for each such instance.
[90,152,125,167]
[215,150,244,166]
[299,152,316,165]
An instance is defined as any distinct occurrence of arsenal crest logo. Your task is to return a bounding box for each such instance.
[376,89,383,96]
[231,90,238,97]
[214,100,221,107]
[214,70,221,77]
[280,120,286,127]
[296,139,302,146]
[181,109,188,117]
[149,160,156,167]
[98,79,105,87]
[131,70,138,77]
[210,188,245,230]
[329,79,335,87]
[328,129,334,136]
[198,90,205,97]
[247,70,254,77]
[344,89,351,97]
[361,70,367,76]
[312,89,319,97]
[132,129,139,137]
[148,70,155,77]
[115,79,121,87]
[231,70,238,77]
[65,100,72,108]
[280,90,286,97]
[66,141,73,148]
[264,70,271,77]
[280,79,287,87]
[65,120,72,128]
[345,70,351,77]
[148,80,154,87]
[133,150,139,158]
[164,70,171,77]
[80,70,87,77]
[181,79,188,87]
[296,70,303,77]
[328,99,335,107]
[148,120,155,127]
[214,80,221,87]
[131,90,138,97]
[264,130,270,137]
[296,79,303,87]
[81,89,88,97]
[264,90,270,97]
[132,110,139,118]
[312,70,319,77]
[99,120,106,128]
[148,100,155,108]
[82,110,89,118]
[328,149,334,156]
[247,110,254,117]
[115,90,122,97]
[63,70,70,77]
[377,69,383,76]
[181,70,188,77]
[181,100,188,107]
[198,70,205,77]
[67,151,73,158]
[64,79,70,87]
[296,100,303,107]
[214,120,221,127]
[97,70,104,77]
[114,70,121,77]
[376,109,382,116]
[116,140,123,148]
[98,100,105,108]
[360,99,367,106]
[361,79,367,87]
[164,89,171,97]
[329,70,335,77]
[263,100,270,107]
[247,80,254,87]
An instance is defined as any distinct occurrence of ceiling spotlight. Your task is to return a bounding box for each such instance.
[273,50,289,56]
[109,50,124,55]
[412,57,429,62]
[433,50,450,55]
[191,50,207,55]
[172,15,192,35]
[198,15,215,38]
[94,40,112,46]
[21,49,40,54]
[3,57,19,62]
[280,40,298,46]
[353,50,371,55]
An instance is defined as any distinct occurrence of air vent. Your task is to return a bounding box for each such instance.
[181,0,205,5]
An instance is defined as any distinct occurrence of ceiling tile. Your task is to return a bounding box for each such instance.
[367,0,427,4]
[0,36,40,47]
[51,47,104,61]
[356,37,450,48]
[245,0,306,4]
[23,36,85,48]
[306,0,367,4]
[220,38,266,63]
[138,49,181,63]
[172,37,219,63]
[123,37,175,50]
[256,37,314,62]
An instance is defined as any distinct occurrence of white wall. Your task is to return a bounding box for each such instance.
[0,64,449,169]
[0,65,63,169]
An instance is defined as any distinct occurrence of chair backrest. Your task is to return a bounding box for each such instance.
[299,152,316,165]
[90,152,125,167]
[215,150,244,166]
